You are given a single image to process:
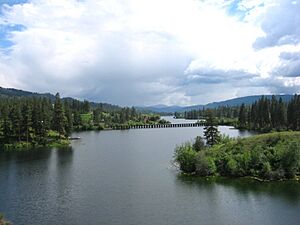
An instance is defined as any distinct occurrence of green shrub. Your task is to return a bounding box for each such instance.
[193,136,205,152]
[175,131,300,180]
[195,152,216,176]
[261,161,272,179]
[174,142,197,173]
[226,158,238,176]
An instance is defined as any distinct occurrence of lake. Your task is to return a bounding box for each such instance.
[1,119,300,225]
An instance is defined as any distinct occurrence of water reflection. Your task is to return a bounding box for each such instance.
[0,147,74,224]
[176,175,300,204]
[1,128,299,225]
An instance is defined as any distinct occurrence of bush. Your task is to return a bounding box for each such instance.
[174,142,197,173]
[174,131,300,180]
[261,161,272,179]
[193,136,205,152]
[226,158,238,176]
[281,141,300,178]
[195,151,216,176]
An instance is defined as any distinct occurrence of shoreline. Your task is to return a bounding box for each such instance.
[179,172,300,182]
[1,139,70,151]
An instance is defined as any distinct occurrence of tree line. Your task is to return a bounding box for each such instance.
[238,94,300,131]
[174,111,300,180]
[176,106,240,120]
[178,94,300,131]
[0,93,162,148]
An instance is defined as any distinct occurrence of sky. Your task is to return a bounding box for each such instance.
[0,0,299,106]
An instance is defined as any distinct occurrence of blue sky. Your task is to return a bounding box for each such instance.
[0,0,300,106]
[0,0,27,5]
[0,0,27,48]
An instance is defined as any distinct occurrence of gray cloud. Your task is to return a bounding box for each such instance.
[253,0,300,49]
[272,51,300,77]
[185,69,256,84]
[0,0,300,106]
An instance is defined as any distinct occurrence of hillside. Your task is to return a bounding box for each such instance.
[0,87,54,99]
[0,87,121,112]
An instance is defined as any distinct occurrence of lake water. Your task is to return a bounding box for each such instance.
[1,118,300,225]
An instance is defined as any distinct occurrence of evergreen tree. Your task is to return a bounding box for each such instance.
[64,106,73,136]
[204,110,220,146]
[73,111,82,127]
[3,106,12,142]
[277,97,286,129]
[93,109,101,125]
[238,103,247,128]
[52,93,67,136]
[9,104,22,141]
[22,103,32,145]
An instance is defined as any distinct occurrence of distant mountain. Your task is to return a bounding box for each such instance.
[136,104,184,113]
[138,95,295,113]
[0,87,295,114]
[0,87,121,111]
[204,95,294,108]
[0,87,55,100]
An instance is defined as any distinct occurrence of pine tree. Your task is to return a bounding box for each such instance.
[238,103,247,128]
[9,104,22,141]
[64,106,73,136]
[277,97,286,129]
[93,109,100,125]
[52,93,67,136]
[204,110,220,146]
[73,111,82,127]
[3,106,12,142]
[22,103,32,145]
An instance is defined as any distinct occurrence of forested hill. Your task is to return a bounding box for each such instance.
[0,87,54,99]
[138,94,294,113]
[0,87,121,112]
[202,95,294,108]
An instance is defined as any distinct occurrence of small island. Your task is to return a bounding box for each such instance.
[174,117,300,181]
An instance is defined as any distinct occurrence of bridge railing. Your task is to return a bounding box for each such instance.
[112,122,205,130]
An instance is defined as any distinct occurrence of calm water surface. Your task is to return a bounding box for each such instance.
[1,121,300,225]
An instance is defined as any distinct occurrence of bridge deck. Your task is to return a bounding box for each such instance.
[112,122,205,130]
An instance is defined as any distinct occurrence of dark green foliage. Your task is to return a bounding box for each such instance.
[179,94,300,132]
[193,136,205,152]
[0,92,162,149]
[181,105,240,122]
[238,103,247,128]
[195,151,216,176]
[174,142,197,173]
[64,106,73,136]
[175,131,300,180]
[204,110,220,146]
[52,93,67,136]
[237,95,300,131]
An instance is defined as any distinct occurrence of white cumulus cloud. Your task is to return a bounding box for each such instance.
[0,0,299,106]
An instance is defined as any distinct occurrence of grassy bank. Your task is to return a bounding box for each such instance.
[174,132,300,181]
[1,130,70,151]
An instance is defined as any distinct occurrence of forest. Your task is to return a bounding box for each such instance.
[174,96,300,180]
[0,93,164,150]
[178,94,300,132]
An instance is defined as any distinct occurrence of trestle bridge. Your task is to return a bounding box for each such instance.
[112,122,205,130]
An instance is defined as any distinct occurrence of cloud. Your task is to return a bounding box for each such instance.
[0,0,300,106]
[253,0,300,49]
